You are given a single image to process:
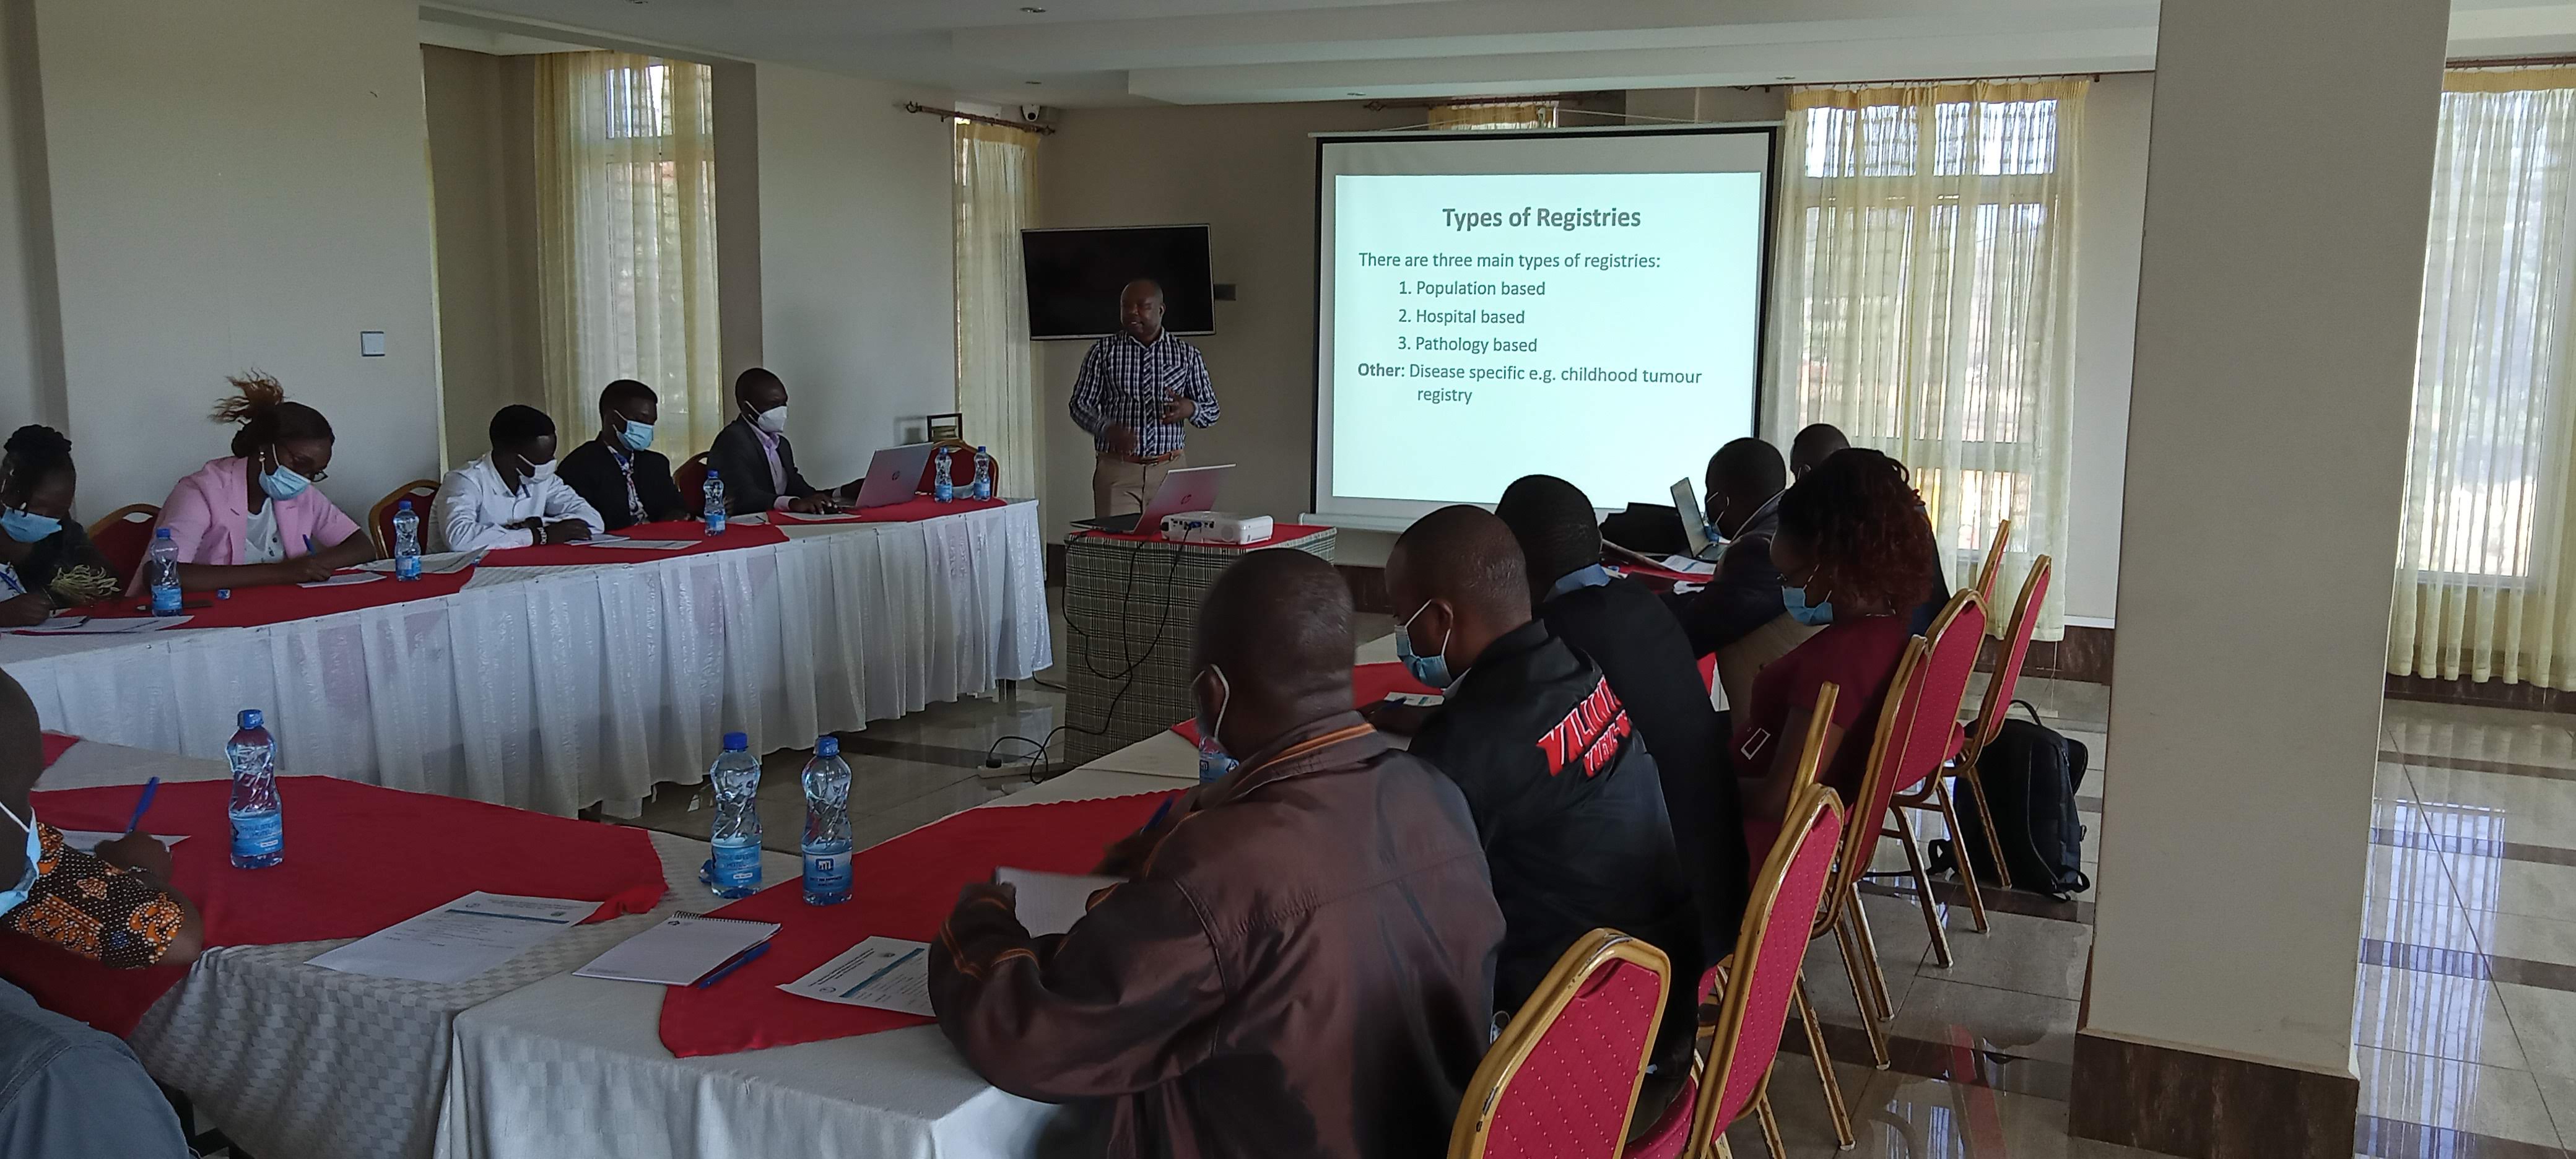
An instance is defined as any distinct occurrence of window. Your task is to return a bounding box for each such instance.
[1772,81,2084,635]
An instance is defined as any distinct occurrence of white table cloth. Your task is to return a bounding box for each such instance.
[432,760,1188,1159]
[0,501,1050,816]
[34,738,794,1159]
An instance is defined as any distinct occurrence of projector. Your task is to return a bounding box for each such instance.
[1161,511,1272,544]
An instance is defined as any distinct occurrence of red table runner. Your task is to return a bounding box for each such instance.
[1171,662,1435,744]
[482,519,787,567]
[0,777,669,1035]
[1079,521,1328,549]
[71,568,477,630]
[658,789,1177,1057]
[768,496,1008,526]
[38,731,76,768]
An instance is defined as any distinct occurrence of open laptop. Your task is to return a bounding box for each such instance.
[1672,477,1717,558]
[851,443,942,509]
[1074,464,1234,534]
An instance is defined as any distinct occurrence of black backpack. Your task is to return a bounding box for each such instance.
[1931,700,2091,900]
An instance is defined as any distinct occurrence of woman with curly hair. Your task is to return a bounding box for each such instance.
[0,426,118,625]
[132,373,376,594]
[1730,448,1939,821]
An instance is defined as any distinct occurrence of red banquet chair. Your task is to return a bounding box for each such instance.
[1448,928,1673,1159]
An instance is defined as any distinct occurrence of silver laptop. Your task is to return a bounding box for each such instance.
[1076,464,1234,534]
[853,443,940,508]
[1673,477,1717,558]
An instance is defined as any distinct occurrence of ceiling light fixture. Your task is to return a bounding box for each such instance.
[1024,80,1043,85]
[1776,75,1795,81]
[1347,92,1364,97]
[1020,6,1046,12]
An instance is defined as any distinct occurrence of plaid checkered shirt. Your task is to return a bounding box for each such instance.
[1069,330,1219,457]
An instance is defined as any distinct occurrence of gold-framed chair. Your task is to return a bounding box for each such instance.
[1940,555,2056,892]
[368,479,439,556]
[1881,591,1993,964]
[1448,929,1674,1159]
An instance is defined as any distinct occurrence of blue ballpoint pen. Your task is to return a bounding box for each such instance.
[694,942,771,988]
[123,777,160,834]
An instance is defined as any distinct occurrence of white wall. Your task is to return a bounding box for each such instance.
[32,0,443,518]
[422,45,542,468]
[746,64,958,489]
[0,2,59,439]
[2064,74,2151,627]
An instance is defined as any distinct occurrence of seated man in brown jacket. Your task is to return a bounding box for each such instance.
[929,549,1506,1159]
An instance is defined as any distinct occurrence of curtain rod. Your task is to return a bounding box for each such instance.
[2448,53,2576,69]
[1730,71,2123,91]
[1361,91,1610,110]
[899,102,1055,136]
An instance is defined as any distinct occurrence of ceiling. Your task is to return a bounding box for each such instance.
[425,0,2576,109]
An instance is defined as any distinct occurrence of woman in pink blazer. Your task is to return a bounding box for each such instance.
[136,375,375,593]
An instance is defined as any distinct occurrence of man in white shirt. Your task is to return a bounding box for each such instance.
[435,405,604,552]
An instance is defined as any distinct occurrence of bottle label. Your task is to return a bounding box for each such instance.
[934,479,954,502]
[150,584,181,615]
[707,508,726,536]
[973,477,991,501]
[711,841,762,892]
[395,554,421,581]
[803,849,851,899]
[231,811,283,859]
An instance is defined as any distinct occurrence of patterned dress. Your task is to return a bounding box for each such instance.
[5,825,186,968]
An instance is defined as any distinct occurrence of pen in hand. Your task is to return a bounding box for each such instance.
[123,777,160,834]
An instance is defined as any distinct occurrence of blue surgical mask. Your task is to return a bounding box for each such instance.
[1396,601,1455,690]
[1194,666,1238,782]
[619,420,656,452]
[0,799,38,921]
[1782,584,1835,627]
[0,507,59,544]
[259,458,312,501]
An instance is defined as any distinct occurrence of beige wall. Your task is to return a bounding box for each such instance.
[745,64,959,487]
[422,45,542,467]
[33,0,443,518]
[1034,100,1416,535]
[0,3,59,440]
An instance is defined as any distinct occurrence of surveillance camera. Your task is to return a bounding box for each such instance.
[1019,105,1048,123]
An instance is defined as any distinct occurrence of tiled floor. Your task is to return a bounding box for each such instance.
[614,606,2576,1158]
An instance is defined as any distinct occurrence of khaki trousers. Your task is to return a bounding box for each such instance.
[1092,449,1184,521]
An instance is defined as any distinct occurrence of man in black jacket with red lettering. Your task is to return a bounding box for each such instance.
[1368,504,1700,1137]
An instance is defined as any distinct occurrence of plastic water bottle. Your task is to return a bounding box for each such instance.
[226,709,284,869]
[702,732,763,899]
[391,501,422,581]
[972,446,993,501]
[703,470,727,537]
[146,529,183,616]
[1197,730,1238,783]
[932,447,955,503]
[801,736,853,906]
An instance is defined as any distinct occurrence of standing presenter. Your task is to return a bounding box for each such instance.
[1069,279,1221,519]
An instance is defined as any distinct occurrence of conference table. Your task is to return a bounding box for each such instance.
[0,499,1050,817]
[29,734,799,1159]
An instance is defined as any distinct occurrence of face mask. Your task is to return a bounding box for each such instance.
[0,507,59,544]
[521,455,558,482]
[1396,601,1455,690]
[618,420,655,452]
[1782,584,1836,627]
[0,798,38,921]
[259,456,313,501]
[1194,666,1238,783]
[752,405,790,436]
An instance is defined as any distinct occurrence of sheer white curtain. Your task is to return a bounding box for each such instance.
[2391,69,2576,688]
[953,121,1038,494]
[1769,80,2084,637]
[535,53,724,454]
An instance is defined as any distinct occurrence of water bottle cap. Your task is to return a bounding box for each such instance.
[977,445,987,452]
[238,708,264,730]
[155,528,172,539]
[815,736,840,758]
[215,589,230,599]
[398,500,412,511]
[707,469,720,479]
[723,731,749,752]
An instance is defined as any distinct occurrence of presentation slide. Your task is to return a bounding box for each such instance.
[1313,128,1773,525]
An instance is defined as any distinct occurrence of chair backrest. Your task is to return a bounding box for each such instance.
[1448,929,1671,1159]
[1969,555,2053,753]
[1825,590,1985,916]
[1694,784,1847,1148]
[1972,518,2013,606]
[675,453,710,515]
[916,438,991,492]
[87,504,160,589]
[368,480,440,555]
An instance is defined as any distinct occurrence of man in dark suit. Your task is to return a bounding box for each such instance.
[558,380,689,532]
[706,367,854,516]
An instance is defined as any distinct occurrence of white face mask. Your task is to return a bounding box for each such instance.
[0,798,38,921]
[753,404,790,436]
[520,454,557,482]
